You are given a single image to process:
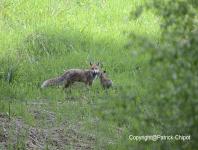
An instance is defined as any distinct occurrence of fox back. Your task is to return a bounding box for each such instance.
[41,63,100,88]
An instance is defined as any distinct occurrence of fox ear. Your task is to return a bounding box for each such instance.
[90,62,92,66]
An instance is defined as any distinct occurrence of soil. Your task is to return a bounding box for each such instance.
[0,109,96,150]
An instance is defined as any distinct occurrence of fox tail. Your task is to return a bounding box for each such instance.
[41,76,65,88]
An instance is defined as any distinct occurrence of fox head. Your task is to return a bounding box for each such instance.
[99,70,113,88]
[90,62,100,75]
[99,70,107,79]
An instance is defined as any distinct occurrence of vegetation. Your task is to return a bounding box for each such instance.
[0,0,197,149]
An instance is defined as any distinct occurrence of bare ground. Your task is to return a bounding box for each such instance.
[0,108,96,150]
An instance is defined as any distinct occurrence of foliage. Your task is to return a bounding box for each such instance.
[2,0,197,149]
[0,0,158,149]
[128,0,198,149]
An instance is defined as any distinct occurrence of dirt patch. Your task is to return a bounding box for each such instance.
[0,113,9,149]
[0,111,96,150]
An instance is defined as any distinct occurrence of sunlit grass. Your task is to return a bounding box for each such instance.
[0,0,160,149]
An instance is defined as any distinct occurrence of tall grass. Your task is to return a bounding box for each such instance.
[0,0,160,149]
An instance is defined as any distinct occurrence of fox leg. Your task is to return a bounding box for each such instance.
[84,81,92,95]
[63,80,71,89]
[84,81,92,89]
[63,81,72,101]
[63,80,71,93]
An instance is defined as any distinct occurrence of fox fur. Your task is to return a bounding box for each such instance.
[41,63,100,88]
[99,70,113,89]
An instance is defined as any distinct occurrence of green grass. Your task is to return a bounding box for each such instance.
[0,0,160,149]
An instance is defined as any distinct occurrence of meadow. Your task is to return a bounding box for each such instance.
[2,0,194,149]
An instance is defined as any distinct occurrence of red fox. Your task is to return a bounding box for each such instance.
[99,70,113,89]
[41,63,100,88]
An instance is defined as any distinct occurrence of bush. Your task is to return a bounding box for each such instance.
[128,0,198,149]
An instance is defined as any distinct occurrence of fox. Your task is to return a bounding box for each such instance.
[41,62,100,89]
[99,70,113,89]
